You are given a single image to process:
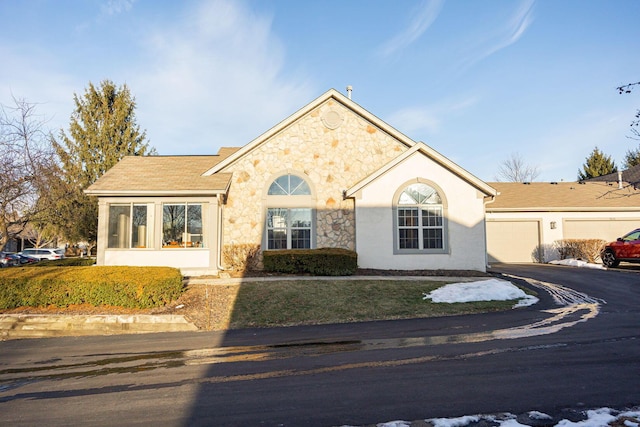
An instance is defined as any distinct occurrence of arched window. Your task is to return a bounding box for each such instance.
[268,174,311,195]
[265,173,314,250]
[395,182,446,252]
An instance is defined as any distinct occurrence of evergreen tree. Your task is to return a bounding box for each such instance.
[623,145,640,169]
[51,80,155,247]
[577,147,617,181]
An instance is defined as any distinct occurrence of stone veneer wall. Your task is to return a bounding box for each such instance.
[221,99,409,266]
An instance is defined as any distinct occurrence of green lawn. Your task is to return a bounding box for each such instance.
[227,279,525,328]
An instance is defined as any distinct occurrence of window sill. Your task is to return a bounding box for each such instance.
[393,248,447,255]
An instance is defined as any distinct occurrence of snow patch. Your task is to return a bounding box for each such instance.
[375,422,411,427]
[423,279,539,307]
[528,411,553,420]
[429,415,480,427]
[418,407,640,427]
[549,258,606,270]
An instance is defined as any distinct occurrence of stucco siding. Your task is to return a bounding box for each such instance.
[104,249,212,269]
[354,152,487,271]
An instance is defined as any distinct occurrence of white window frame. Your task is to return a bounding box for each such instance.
[264,172,316,250]
[393,180,448,254]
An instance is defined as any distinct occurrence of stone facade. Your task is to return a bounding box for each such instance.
[221,99,409,261]
[87,89,497,274]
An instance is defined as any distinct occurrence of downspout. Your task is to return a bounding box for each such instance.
[483,193,498,270]
[217,195,226,271]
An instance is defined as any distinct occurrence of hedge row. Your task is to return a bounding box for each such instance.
[263,248,357,276]
[554,239,608,263]
[30,258,97,267]
[0,266,183,309]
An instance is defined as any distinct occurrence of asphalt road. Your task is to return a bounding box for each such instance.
[0,264,638,426]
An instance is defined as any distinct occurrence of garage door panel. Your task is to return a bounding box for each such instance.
[487,220,540,263]
[563,219,640,242]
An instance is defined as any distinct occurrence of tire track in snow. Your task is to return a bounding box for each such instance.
[501,274,606,306]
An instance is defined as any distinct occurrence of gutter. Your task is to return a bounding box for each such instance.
[217,195,226,272]
[483,193,499,270]
[84,190,228,197]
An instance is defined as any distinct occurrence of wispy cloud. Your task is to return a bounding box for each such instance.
[101,0,135,16]
[133,0,313,154]
[387,96,478,136]
[378,0,444,57]
[458,0,535,71]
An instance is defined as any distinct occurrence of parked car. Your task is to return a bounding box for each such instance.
[20,248,65,261]
[0,252,20,267]
[601,228,640,268]
[14,253,40,265]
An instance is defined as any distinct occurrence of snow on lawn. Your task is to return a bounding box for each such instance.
[549,258,606,270]
[423,279,539,308]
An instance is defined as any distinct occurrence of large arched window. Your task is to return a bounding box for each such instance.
[394,182,446,253]
[265,173,314,250]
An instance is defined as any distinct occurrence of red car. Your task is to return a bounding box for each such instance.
[601,228,640,268]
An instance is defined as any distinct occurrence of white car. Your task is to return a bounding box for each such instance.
[20,248,65,261]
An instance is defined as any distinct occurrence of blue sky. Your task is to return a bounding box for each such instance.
[1,0,638,182]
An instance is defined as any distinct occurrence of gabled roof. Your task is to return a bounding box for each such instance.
[203,88,425,176]
[346,142,497,197]
[487,181,640,211]
[85,155,234,196]
[586,164,640,186]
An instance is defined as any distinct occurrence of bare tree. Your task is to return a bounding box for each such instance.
[22,222,59,249]
[495,152,540,182]
[0,98,56,251]
[617,81,640,140]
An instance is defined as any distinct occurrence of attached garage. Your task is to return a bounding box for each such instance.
[563,218,639,241]
[486,181,640,264]
[486,220,541,263]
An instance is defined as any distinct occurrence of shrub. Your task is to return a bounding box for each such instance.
[223,243,260,271]
[0,266,183,309]
[263,248,357,276]
[554,239,607,263]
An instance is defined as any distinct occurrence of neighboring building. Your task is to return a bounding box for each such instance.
[586,164,640,189]
[86,89,498,275]
[486,180,640,263]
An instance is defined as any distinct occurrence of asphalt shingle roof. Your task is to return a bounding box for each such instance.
[586,164,640,186]
[487,181,640,210]
[85,152,238,195]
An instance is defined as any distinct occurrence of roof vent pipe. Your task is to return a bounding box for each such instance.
[346,85,352,100]
[618,170,623,189]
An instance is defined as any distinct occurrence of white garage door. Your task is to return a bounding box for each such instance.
[487,220,541,263]
[563,219,640,242]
